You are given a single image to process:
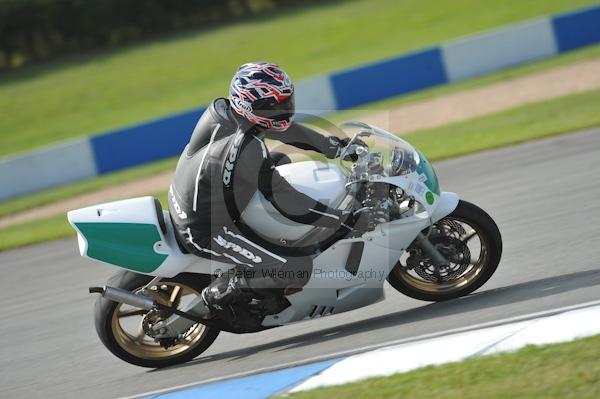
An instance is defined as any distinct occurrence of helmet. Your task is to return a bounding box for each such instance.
[229,62,295,132]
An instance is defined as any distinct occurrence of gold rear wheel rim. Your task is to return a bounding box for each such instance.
[110,282,209,360]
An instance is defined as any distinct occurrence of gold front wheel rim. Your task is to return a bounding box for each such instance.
[394,216,489,295]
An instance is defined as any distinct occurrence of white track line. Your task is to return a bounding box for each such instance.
[123,299,600,399]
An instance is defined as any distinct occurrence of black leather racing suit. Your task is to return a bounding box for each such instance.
[168,98,348,297]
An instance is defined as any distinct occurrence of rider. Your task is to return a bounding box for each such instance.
[168,62,359,316]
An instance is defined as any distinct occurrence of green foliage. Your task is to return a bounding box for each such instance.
[0,0,322,70]
[284,334,600,399]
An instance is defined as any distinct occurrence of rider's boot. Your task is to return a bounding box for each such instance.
[200,262,311,313]
[201,274,248,312]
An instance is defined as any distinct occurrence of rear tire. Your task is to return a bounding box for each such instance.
[94,270,220,368]
[388,200,502,301]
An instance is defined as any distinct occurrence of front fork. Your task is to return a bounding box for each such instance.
[414,232,449,267]
[413,231,450,283]
[412,191,459,272]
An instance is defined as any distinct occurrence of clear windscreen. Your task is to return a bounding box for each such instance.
[338,121,440,195]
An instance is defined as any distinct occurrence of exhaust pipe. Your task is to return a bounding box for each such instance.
[89,286,155,310]
[89,286,205,323]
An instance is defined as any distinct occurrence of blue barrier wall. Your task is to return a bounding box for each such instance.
[552,5,600,52]
[331,48,448,109]
[2,4,600,200]
[91,108,204,174]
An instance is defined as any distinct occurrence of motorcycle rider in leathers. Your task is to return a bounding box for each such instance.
[168,62,361,317]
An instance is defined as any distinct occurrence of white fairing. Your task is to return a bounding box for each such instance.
[430,192,459,223]
[262,215,430,326]
[241,161,348,240]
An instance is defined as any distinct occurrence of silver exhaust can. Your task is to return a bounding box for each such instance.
[90,286,155,310]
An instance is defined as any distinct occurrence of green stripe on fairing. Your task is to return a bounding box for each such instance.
[75,222,167,273]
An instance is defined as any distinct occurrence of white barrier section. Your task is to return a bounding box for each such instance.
[0,138,98,200]
[295,75,338,118]
[442,18,558,82]
[290,304,600,392]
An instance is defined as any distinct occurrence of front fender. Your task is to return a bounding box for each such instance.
[430,192,459,223]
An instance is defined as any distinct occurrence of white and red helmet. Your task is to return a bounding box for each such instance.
[229,62,295,132]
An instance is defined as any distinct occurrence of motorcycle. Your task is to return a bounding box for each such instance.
[68,121,502,368]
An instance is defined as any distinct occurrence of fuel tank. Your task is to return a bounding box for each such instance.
[241,161,347,240]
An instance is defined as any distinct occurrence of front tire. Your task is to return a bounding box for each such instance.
[388,200,502,301]
[94,271,220,368]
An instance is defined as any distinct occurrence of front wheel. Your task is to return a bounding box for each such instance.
[94,270,220,368]
[388,200,502,301]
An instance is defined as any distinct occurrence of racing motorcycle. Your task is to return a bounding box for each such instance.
[68,122,502,368]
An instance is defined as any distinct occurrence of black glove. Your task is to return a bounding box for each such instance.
[342,138,369,162]
[324,136,345,159]
[325,136,369,161]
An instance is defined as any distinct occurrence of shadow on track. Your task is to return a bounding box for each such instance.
[155,268,600,371]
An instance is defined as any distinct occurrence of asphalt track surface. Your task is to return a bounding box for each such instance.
[2,128,600,398]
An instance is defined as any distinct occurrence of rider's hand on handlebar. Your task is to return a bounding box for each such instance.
[325,136,368,160]
[337,137,368,162]
[325,136,346,159]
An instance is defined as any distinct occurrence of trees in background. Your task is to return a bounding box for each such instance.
[0,0,318,70]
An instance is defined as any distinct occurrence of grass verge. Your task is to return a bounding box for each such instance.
[282,334,600,399]
[407,89,600,161]
[1,88,599,251]
[3,43,600,217]
[0,213,75,253]
[0,190,167,252]
[0,0,596,157]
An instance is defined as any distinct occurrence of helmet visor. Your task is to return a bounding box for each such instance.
[252,94,295,121]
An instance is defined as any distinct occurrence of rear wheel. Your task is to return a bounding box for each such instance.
[94,270,220,368]
[388,200,502,301]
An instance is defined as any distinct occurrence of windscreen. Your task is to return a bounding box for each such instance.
[338,121,438,194]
